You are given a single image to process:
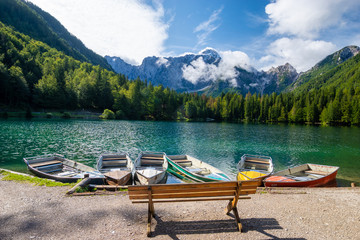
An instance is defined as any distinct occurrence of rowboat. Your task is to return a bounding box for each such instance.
[237,154,274,186]
[167,155,231,182]
[97,153,134,185]
[23,154,105,183]
[134,152,168,185]
[263,163,339,187]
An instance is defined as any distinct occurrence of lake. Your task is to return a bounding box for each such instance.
[0,119,359,186]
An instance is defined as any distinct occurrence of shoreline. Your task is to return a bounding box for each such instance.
[1,171,359,239]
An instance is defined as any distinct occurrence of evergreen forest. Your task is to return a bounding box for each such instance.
[1,21,360,125]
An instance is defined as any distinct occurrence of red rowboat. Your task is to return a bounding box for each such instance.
[263,163,339,187]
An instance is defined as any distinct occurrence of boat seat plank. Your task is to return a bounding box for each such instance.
[127,180,258,236]
[102,160,127,166]
[30,160,62,168]
[305,170,328,176]
[140,160,164,165]
[102,157,127,161]
[172,159,191,163]
[141,156,164,160]
[245,159,270,165]
[172,158,188,161]
[43,168,63,174]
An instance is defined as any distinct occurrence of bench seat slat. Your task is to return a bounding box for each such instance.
[132,196,234,203]
[239,189,257,195]
[131,196,252,204]
[128,186,237,195]
[129,190,237,200]
[128,188,256,198]
[128,181,239,191]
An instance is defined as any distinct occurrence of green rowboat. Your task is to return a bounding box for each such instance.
[167,155,231,182]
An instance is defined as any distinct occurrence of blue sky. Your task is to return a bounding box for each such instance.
[162,0,269,54]
[28,0,360,72]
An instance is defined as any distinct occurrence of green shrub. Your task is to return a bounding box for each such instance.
[46,113,53,118]
[115,109,126,119]
[100,109,115,119]
[61,112,71,119]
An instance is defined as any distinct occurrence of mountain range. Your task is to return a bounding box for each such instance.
[1,0,359,99]
[107,46,359,96]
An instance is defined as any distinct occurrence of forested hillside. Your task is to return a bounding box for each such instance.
[0,0,112,70]
[1,19,359,125]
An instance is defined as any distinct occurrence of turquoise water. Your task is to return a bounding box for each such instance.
[0,119,359,186]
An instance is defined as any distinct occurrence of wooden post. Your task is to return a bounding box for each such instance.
[66,174,91,195]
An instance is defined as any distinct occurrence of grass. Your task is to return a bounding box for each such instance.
[0,170,76,187]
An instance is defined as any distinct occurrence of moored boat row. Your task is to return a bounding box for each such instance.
[23,152,339,187]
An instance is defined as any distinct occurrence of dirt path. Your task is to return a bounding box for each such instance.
[0,178,359,239]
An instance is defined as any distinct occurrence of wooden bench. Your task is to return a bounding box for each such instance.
[128,181,258,236]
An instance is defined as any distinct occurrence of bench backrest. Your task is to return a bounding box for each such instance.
[128,181,258,203]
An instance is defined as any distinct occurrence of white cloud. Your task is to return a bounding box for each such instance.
[260,38,337,72]
[156,57,170,67]
[28,0,169,65]
[260,0,360,71]
[194,7,223,47]
[182,49,251,86]
[266,0,359,39]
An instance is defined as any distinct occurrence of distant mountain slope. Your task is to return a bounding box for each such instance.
[290,49,360,93]
[0,0,112,70]
[288,46,360,92]
[107,49,298,96]
[106,49,222,92]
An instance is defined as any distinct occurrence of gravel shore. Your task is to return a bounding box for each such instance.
[1,176,359,240]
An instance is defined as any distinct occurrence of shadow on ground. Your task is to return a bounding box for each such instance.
[151,215,306,240]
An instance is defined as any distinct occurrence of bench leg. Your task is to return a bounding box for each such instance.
[147,202,155,237]
[147,205,152,236]
[225,200,232,215]
[225,200,242,232]
[232,207,242,232]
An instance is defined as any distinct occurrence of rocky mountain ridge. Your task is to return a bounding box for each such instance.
[107,45,359,96]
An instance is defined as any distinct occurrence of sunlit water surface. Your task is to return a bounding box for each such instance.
[0,119,359,186]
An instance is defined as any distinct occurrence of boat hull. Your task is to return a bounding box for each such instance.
[237,172,269,187]
[24,154,105,184]
[135,170,167,185]
[134,152,168,185]
[237,154,273,186]
[264,164,339,187]
[97,153,134,185]
[104,170,132,186]
[167,155,231,182]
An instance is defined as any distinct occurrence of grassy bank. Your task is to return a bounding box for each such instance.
[0,169,75,187]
